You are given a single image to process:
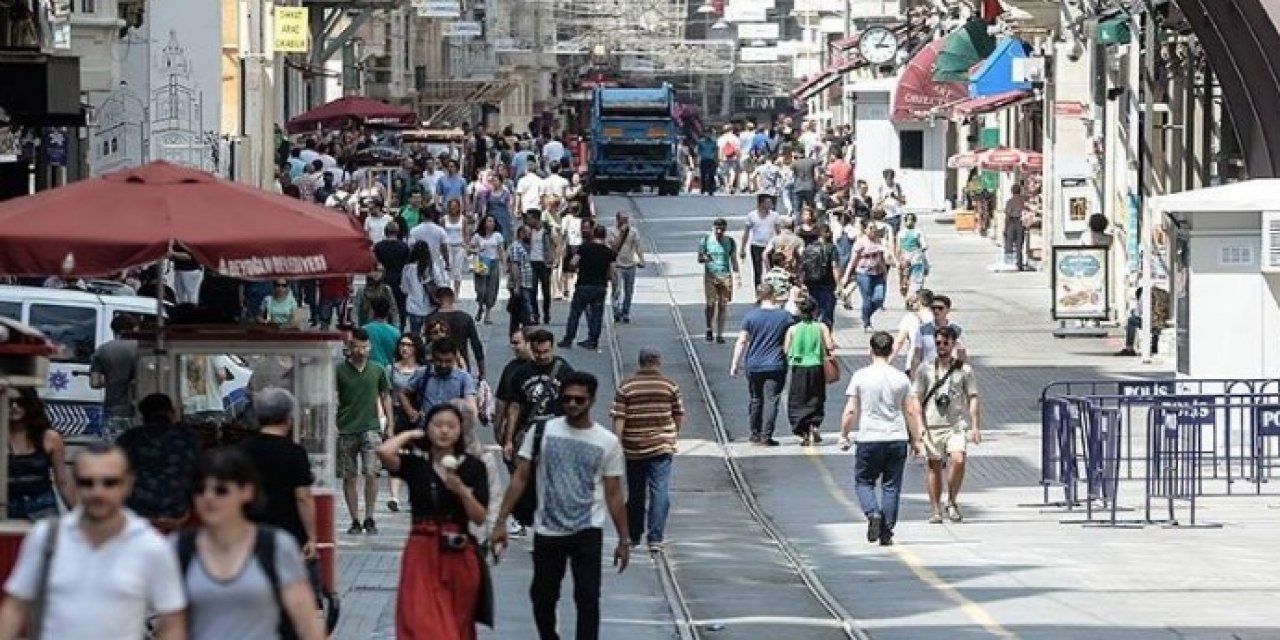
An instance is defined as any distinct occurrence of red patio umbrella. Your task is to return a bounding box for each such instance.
[947,150,982,169]
[286,96,418,134]
[0,161,374,278]
[978,146,1043,172]
[891,38,969,123]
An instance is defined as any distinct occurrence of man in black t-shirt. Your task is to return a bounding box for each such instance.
[558,226,616,350]
[501,329,575,461]
[494,328,532,452]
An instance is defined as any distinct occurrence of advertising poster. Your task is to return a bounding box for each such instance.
[1052,245,1110,320]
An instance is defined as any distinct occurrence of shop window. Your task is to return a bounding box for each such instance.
[900,130,924,169]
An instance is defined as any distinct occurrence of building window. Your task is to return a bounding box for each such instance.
[77,0,97,12]
[900,130,924,170]
[415,66,427,90]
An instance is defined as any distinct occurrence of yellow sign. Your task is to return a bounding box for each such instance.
[274,7,309,53]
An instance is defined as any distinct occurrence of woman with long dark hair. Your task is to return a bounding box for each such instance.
[177,447,325,640]
[469,214,506,324]
[376,404,492,640]
[6,388,74,519]
[402,242,440,336]
[387,334,428,513]
[784,297,836,446]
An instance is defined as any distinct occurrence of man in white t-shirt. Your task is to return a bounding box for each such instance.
[876,168,906,235]
[418,158,441,207]
[408,213,453,277]
[0,444,187,640]
[799,120,825,159]
[908,294,968,374]
[516,164,544,214]
[364,206,392,245]
[739,193,780,288]
[539,162,570,208]
[839,331,924,546]
[891,288,934,371]
[493,371,630,640]
[541,137,566,169]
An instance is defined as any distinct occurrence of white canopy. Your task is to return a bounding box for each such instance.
[1150,179,1280,213]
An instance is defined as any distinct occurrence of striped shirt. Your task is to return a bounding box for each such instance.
[610,370,684,459]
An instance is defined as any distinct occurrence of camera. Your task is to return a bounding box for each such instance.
[934,394,952,413]
[441,532,468,551]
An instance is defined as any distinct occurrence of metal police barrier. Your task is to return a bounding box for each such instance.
[1038,397,1082,508]
[1040,379,1280,483]
[1146,404,1221,527]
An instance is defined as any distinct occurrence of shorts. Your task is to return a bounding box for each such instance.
[337,431,383,477]
[703,272,733,304]
[923,425,969,460]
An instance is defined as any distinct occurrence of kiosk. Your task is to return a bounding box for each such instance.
[131,326,344,627]
[1149,180,1280,378]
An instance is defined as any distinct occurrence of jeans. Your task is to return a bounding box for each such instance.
[699,158,718,195]
[563,284,607,345]
[613,265,637,318]
[531,528,603,640]
[795,189,816,211]
[746,369,787,439]
[531,261,553,321]
[315,296,344,330]
[719,159,738,192]
[854,440,909,535]
[749,244,766,288]
[1124,315,1162,353]
[407,313,426,336]
[885,215,902,237]
[1004,220,1026,269]
[626,455,673,544]
[474,268,500,310]
[809,285,836,328]
[855,273,886,326]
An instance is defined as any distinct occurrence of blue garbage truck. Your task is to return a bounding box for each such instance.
[588,84,681,196]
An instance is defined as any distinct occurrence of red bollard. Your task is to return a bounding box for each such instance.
[314,489,336,594]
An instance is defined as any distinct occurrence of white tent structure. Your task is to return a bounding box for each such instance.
[1149,180,1280,378]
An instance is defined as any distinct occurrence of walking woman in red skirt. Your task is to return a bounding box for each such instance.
[378,403,493,640]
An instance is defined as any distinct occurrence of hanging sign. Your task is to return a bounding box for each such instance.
[273,7,309,53]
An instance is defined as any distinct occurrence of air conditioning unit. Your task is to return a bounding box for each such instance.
[1263,210,1280,274]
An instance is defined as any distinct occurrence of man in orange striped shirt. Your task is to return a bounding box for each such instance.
[610,348,684,553]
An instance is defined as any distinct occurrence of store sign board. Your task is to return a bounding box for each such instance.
[739,46,779,62]
[418,0,461,18]
[1059,177,1095,234]
[725,4,767,21]
[273,7,309,53]
[1051,245,1110,320]
[793,0,844,12]
[736,23,779,39]
[444,21,483,38]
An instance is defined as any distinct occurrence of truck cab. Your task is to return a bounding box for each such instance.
[588,85,681,196]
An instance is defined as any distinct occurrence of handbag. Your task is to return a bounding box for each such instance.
[823,355,840,385]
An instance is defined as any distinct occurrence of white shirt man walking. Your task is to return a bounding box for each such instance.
[493,371,630,640]
[839,331,925,546]
[914,324,981,523]
[0,443,187,640]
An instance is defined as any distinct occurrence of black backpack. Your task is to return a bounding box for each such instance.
[511,418,549,527]
[800,242,830,285]
[177,526,298,640]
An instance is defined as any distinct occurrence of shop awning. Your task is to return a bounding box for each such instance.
[949,89,1036,118]
[969,37,1032,98]
[933,18,997,84]
[791,57,864,102]
[892,38,969,122]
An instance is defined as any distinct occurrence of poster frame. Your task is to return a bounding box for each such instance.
[1051,245,1111,320]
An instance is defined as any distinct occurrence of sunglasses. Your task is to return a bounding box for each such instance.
[274,283,289,288]
[195,482,234,498]
[561,395,590,405]
[76,475,124,489]
[930,306,947,311]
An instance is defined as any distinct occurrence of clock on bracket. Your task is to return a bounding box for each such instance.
[858,26,899,65]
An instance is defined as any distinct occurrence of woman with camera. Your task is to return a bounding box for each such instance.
[376,403,492,640]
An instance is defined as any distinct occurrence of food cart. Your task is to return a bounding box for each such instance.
[0,318,57,584]
[131,326,344,629]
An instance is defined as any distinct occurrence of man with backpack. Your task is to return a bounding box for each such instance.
[764,216,805,276]
[799,224,841,327]
[498,329,575,536]
[492,372,630,640]
[717,125,742,194]
[698,218,741,344]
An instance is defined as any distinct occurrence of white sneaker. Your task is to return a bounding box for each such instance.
[508,521,527,537]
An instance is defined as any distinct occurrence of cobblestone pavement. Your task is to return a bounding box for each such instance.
[335,194,1280,639]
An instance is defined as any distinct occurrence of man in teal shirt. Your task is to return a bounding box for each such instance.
[399,191,425,234]
[697,217,740,343]
[362,297,400,367]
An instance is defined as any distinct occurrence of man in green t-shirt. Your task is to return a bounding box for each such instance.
[400,190,425,233]
[697,217,741,344]
[336,328,393,535]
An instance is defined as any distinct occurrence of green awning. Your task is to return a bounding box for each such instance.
[932,18,997,84]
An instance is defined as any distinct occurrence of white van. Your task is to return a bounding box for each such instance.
[0,285,250,440]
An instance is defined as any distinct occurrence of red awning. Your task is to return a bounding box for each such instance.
[286,96,417,134]
[790,57,865,101]
[891,38,969,122]
[950,89,1035,118]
